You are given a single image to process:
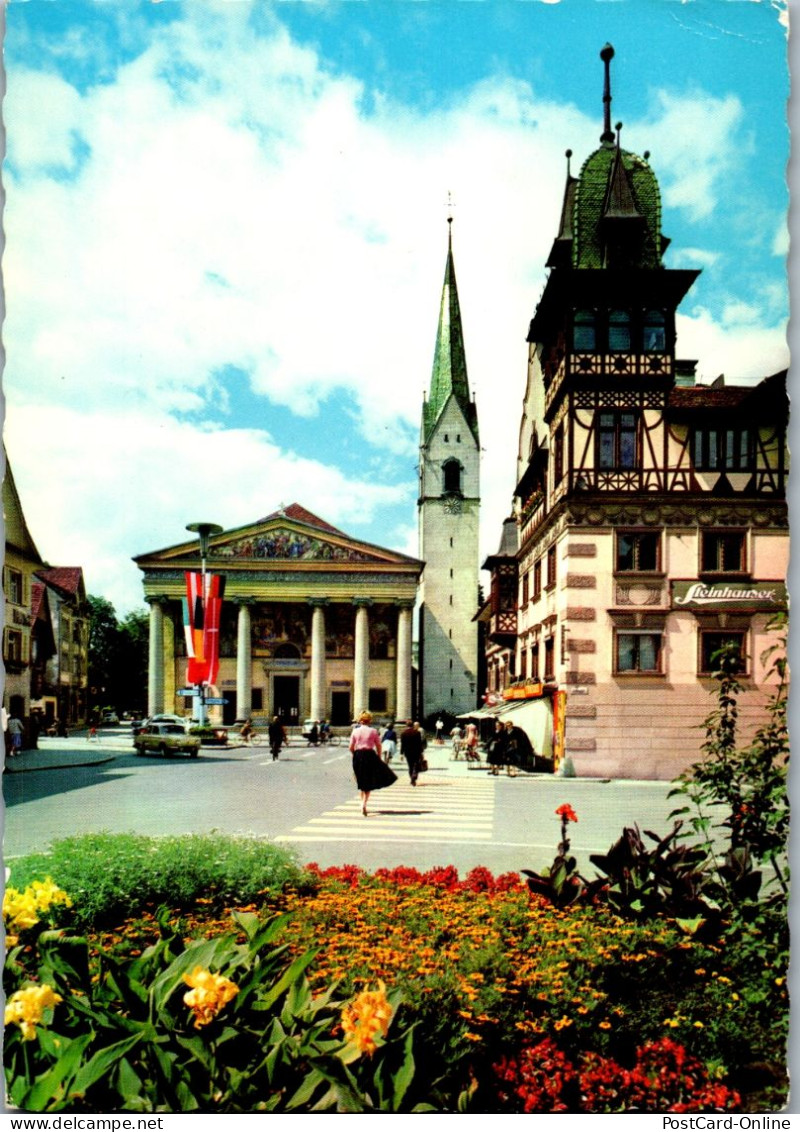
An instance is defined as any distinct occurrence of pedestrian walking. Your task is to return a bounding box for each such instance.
[268,716,287,760]
[464,721,480,763]
[435,717,444,744]
[504,719,533,776]
[7,715,24,756]
[400,719,425,786]
[486,719,507,775]
[381,722,397,763]
[350,710,396,816]
[307,721,319,747]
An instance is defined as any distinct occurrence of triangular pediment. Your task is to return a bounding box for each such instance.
[135,504,422,570]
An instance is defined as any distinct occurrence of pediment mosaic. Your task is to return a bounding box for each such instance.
[214,527,373,563]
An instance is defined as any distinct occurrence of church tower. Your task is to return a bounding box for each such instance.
[418,219,480,719]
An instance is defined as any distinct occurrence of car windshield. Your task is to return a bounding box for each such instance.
[162,725,185,735]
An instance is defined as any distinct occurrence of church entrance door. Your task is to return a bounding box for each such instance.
[273,676,300,724]
[330,690,351,726]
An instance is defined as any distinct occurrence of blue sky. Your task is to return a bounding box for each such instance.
[3,0,790,613]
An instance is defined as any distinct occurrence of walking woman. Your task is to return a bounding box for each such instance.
[349,711,397,816]
[486,719,507,775]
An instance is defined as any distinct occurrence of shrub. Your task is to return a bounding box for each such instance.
[7,833,307,929]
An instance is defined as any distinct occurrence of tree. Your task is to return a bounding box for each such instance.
[87,596,149,714]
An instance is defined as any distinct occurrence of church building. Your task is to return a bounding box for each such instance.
[417,220,481,719]
[135,504,422,728]
[480,45,789,779]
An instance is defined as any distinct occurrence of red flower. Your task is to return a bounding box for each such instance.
[556,804,578,823]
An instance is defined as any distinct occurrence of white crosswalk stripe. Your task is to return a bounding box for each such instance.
[275,775,496,843]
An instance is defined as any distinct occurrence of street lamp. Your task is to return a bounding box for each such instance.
[186,522,223,726]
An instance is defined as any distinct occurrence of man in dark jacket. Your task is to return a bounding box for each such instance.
[400,720,425,786]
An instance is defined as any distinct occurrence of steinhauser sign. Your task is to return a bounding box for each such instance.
[672,581,787,610]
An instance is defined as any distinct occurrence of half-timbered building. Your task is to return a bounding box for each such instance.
[487,45,789,779]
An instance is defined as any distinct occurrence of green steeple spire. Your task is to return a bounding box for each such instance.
[423,220,479,443]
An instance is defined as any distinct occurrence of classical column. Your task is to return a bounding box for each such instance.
[352,598,372,718]
[234,599,254,721]
[308,598,328,721]
[146,596,167,716]
[395,602,414,723]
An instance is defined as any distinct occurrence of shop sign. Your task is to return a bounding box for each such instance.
[503,682,544,701]
[672,581,787,610]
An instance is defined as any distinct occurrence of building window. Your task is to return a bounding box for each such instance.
[692,427,752,472]
[443,459,462,494]
[701,531,746,574]
[544,636,555,681]
[368,688,388,713]
[519,648,527,681]
[609,310,631,352]
[616,531,661,572]
[700,631,747,676]
[252,689,264,710]
[643,310,666,352]
[616,631,663,674]
[521,571,530,605]
[533,560,542,601]
[553,424,564,483]
[573,309,597,351]
[4,629,23,663]
[546,546,557,589]
[598,411,638,470]
[531,642,540,681]
[5,569,23,605]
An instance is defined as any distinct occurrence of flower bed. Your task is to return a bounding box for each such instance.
[4,858,787,1113]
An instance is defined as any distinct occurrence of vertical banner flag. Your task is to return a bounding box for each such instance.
[184,572,226,687]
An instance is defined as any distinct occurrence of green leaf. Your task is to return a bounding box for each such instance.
[391,1027,416,1111]
[22,1032,94,1111]
[68,1032,145,1099]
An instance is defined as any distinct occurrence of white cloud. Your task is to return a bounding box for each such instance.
[676,310,788,384]
[640,89,745,222]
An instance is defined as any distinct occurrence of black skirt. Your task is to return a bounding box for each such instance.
[352,749,398,792]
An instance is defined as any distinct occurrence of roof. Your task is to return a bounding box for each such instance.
[258,502,345,535]
[30,582,46,624]
[668,371,788,417]
[573,141,662,269]
[35,567,85,598]
[422,223,479,445]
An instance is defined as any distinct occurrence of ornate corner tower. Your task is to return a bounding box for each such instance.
[418,219,480,718]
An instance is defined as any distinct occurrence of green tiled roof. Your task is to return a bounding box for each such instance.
[423,228,479,443]
[573,142,663,269]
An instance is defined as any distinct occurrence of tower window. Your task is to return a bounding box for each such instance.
[443,459,462,494]
[598,412,638,469]
[573,309,597,351]
[617,531,661,572]
[643,310,666,353]
[701,531,746,574]
[615,631,663,674]
[554,425,564,483]
[609,310,631,352]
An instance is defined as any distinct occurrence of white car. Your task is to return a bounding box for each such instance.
[134,713,190,735]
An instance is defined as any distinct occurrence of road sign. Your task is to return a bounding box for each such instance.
[204,698,228,705]
[177,689,196,697]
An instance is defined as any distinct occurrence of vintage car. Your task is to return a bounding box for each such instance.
[133,722,201,758]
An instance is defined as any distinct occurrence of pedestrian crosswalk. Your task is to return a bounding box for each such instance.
[275,773,496,844]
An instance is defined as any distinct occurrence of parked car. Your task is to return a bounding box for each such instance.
[100,709,120,725]
[133,722,201,758]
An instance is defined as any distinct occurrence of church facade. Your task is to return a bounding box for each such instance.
[480,45,789,779]
[135,504,422,728]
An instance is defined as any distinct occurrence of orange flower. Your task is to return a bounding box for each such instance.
[183,967,239,1029]
[555,804,578,822]
[340,982,393,1056]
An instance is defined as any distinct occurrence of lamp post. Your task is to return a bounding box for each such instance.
[186,521,222,726]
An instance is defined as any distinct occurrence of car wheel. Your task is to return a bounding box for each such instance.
[159,744,168,758]
[134,745,143,756]
[190,750,199,758]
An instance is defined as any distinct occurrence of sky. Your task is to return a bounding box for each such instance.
[2,0,791,615]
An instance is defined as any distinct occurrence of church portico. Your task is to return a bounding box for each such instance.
[135,505,422,728]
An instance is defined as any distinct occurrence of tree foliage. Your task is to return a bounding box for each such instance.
[87,596,148,714]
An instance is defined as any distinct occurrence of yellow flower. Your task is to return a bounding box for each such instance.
[3,879,71,932]
[553,1015,573,1031]
[182,967,239,1029]
[340,982,393,1056]
[5,983,63,1041]
[598,1020,612,1030]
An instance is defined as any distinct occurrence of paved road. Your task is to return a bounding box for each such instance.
[3,731,691,877]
